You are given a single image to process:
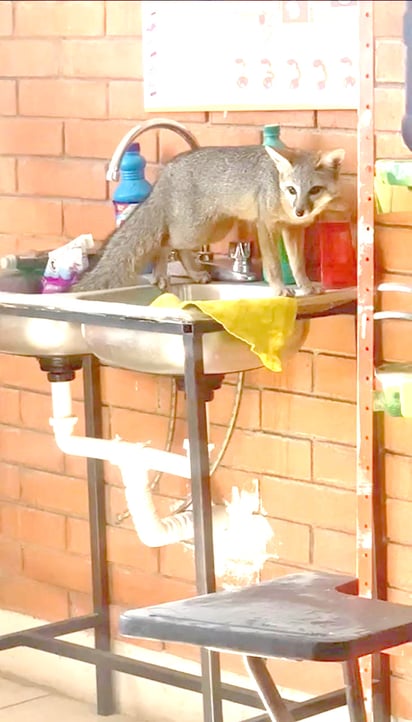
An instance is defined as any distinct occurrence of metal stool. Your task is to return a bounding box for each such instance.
[120,571,412,722]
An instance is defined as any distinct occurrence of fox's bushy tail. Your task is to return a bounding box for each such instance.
[73,192,165,291]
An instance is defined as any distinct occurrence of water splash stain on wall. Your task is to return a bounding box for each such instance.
[213,479,275,588]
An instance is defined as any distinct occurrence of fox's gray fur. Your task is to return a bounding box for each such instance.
[74,144,345,296]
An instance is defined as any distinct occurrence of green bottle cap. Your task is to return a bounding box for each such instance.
[263,125,281,147]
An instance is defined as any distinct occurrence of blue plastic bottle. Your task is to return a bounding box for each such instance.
[262,125,295,286]
[113,143,152,228]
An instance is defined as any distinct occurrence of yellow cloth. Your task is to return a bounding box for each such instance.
[151,292,297,372]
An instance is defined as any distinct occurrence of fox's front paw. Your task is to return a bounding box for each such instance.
[267,282,294,297]
[152,274,168,291]
[297,283,321,296]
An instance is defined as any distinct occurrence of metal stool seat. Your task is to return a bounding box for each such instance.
[120,572,412,722]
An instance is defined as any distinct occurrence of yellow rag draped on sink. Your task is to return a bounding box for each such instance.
[150,292,297,372]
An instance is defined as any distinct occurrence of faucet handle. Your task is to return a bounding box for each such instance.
[229,241,252,260]
[229,241,253,274]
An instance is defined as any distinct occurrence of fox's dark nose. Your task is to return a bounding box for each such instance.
[295,209,305,217]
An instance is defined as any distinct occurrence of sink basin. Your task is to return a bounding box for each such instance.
[79,281,356,376]
[0,276,355,375]
[0,279,89,357]
[0,314,89,357]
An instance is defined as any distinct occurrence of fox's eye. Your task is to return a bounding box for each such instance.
[309,185,323,195]
[287,186,297,195]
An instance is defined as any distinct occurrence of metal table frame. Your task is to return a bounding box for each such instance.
[0,299,357,722]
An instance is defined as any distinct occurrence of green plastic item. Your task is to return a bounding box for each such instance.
[278,237,295,285]
[374,159,412,214]
[375,159,412,187]
[262,125,296,286]
[374,363,412,417]
[263,125,282,147]
[373,389,402,417]
[0,253,48,274]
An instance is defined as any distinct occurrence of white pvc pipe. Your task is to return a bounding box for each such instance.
[55,430,130,462]
[50,381,192,474]
[48,380,201,546]
[120,463,228,548]
[120,462,195,547]
[50,381,73,419]
[142,447,191,479]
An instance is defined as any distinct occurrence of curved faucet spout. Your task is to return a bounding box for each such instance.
[106,118,200,181]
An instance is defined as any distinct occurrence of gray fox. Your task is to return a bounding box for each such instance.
[74,144,345,296]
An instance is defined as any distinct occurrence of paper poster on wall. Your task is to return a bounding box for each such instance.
[142,0,359,112]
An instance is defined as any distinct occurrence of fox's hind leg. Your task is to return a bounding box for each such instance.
[152,246,210,289]
[152,246,171,290]
[168,222,211,284]
[178,249,211,284]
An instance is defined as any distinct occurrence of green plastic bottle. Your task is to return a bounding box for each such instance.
[262,125,282,148]
[0,253,48,273]
[262,125,295,286]
[0,253,48,293]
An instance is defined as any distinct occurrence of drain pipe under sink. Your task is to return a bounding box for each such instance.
[49,381,226,547]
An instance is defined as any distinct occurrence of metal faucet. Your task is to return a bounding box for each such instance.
[199,242,261,283]
[106,119,260,282]
[106,118,200,181]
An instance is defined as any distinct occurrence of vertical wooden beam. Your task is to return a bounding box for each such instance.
[356,3,378,720]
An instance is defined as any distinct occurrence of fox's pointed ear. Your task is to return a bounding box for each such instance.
[316,148,345,171]
[265,145,293,173]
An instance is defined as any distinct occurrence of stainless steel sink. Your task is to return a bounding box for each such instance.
[0,295,89,358]
[0,315,90,357]
[0,275,355,375]
[79,281,356,376]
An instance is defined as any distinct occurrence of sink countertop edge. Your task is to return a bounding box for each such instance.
[0,286,357,328]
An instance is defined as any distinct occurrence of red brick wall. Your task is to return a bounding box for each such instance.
[0,0,411,713]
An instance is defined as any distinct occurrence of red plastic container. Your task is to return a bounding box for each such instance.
[305,221,357,288]
[304,225,321,282]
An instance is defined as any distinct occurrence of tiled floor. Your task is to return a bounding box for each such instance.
[0,671,350,722]
[0,674,131,722]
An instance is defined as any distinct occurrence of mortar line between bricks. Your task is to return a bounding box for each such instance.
[259,387,357,404]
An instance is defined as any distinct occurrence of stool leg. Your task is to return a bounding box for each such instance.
[244,656,294,722]
[342,660,367,722]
